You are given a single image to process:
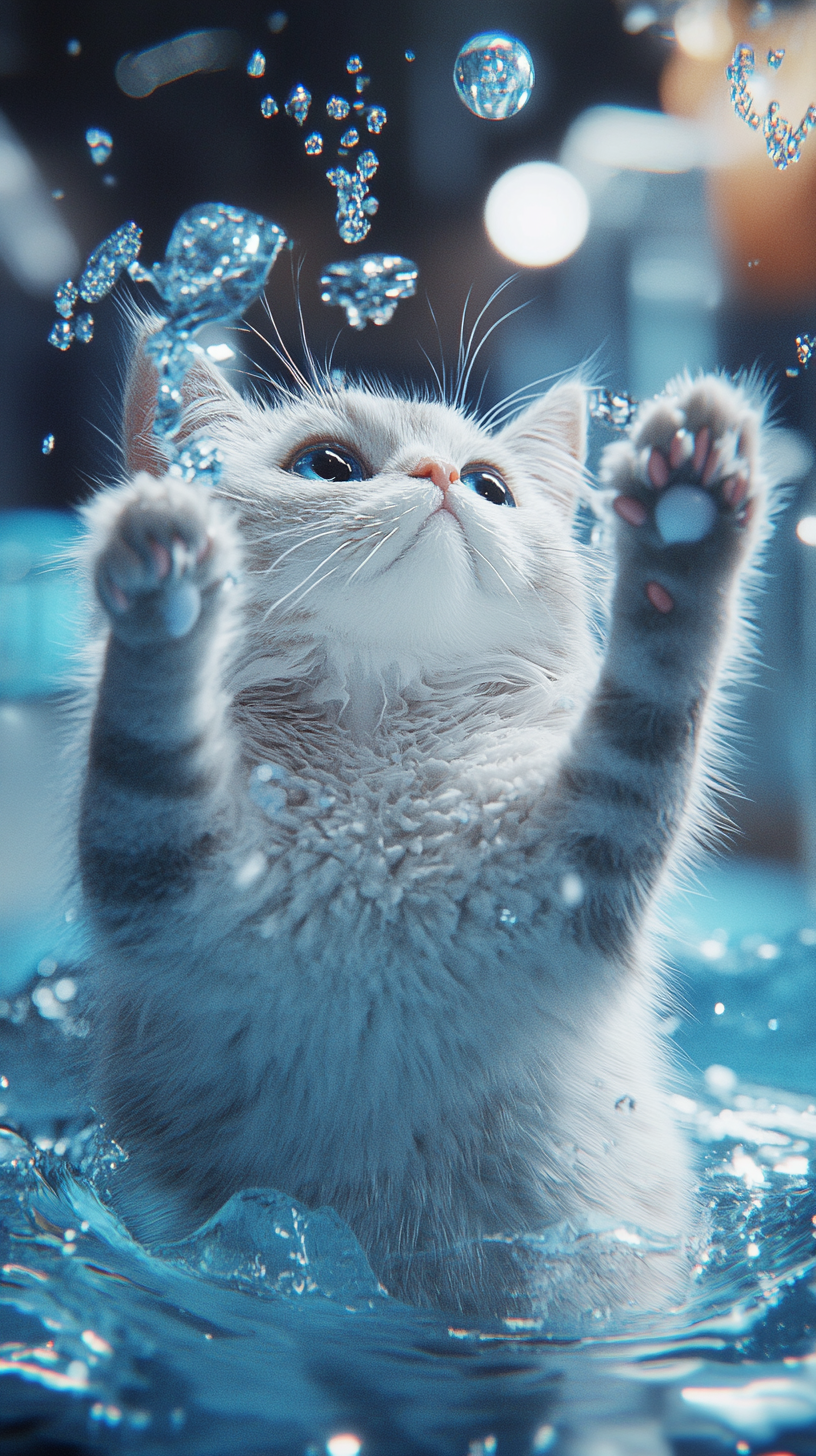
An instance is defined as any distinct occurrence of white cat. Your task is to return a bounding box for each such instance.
[77,343,769,1320]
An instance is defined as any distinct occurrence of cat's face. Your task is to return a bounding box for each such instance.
[126,350,592,689]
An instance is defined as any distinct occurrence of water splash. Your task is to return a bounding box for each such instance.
[285,84,311,126]
[326,151,379,244]
[726,43,816,169]
[85,128,112,165]
[319,254,418,329]
[246,49,266,78]
[260,95,278,118]
[453,33,535,121]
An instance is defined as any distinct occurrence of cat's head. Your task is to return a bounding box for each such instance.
[125,343,595,703]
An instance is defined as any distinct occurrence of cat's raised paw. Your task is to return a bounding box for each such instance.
[91,474,236,646]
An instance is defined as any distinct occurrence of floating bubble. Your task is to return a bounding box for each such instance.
[41,434,55,455]
[267,11,288,32]
[75,312,94,344]
[405,49,415,61]
[346,55,363,74]
[453,33,535,121]
[304,132,323,155]
[355,75,370,94]
[767,47,785,68]
[54,280,77,319]
[260,95,278,117]
[285,84,311,125]
[326,96,350,120]
[339,128,359,148]
[365,106,387,133]
[66,39,81,56]
[78,221,142,302]
[326,152,379,243]
[588,387,638,428]
[48,320,74,351]
[319,253,418,329]
[247,50,266,77]
[85,128,113,165]
[796,334,815,367]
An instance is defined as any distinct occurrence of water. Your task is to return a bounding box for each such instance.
[305,132,324,156]
[78,220,142,303]
[327,96,350,120]
[41,435,54,456]
[320,253,418,329]
[260,95,278,117]
[768,47,785,68]
[53,281,77,319]
[246,49,266,78]
[355,75,370,95]
[726,43,816,169]
[1,890,815,1453]
[85,128,112,166]
[587,387,638,429]
[453,34,535,122]
[796,334,815,368]
[365,106,387,134]
[47,320,73,351]
[405,50,415,62]
[346,55,363,74]
[285,84,312,126]
[326,151,379,244]
[74,313,93,345]
[339,128,359,149]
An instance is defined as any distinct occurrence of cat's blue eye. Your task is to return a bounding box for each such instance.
[460,466,515,508]
[289,444,366,484]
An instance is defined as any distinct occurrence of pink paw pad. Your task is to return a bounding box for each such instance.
[613,495,648,527]
[692,426,710,476]
[646,581,674,613]
[647,448,670,489]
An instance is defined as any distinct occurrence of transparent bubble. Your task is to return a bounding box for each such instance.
[453,33,535,121]
[75,312,94,344]
[78,221,142,303]
[327,96,350,120]
[41,434,55,455]
[304,132,323,155]
[246,50,266,77]
[48,320,74,351]
[339,128,359,149]
[85,127,113,165]
[346,54,363,74]
[260,95,278,118]
[54,280,77,319]
[285,84,311,125]
[365,106,387,134]
[319,253,418,329]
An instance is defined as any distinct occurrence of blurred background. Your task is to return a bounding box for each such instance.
[4,0,816,994]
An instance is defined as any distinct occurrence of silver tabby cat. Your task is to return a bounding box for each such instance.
[77,340,770,1320]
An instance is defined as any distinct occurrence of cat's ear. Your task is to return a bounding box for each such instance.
[496,381,586,514]
[123,318,246,478]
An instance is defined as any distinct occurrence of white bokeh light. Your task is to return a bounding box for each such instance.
[484,161,589,268]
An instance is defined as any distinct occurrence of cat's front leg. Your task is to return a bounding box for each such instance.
[79,473,241,940]
[548,376,767,944]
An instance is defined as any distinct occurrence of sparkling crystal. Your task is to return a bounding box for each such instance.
[75,312,93,344]
[41,434,55,455]
[247,50,266,77]
[66,38,81,56]
[588,387,638,429]
[304,131,323,155]
[48,320,74,350]
[365,106,387,134]
[453,33,535,120]
[346,55,363,74]
[260,95,278,118]
[85,127,113,165]
[54,280,77,319]
[78,221,142,303]
[405,49,415,61]
[339,128,359,148]
[319,253,418,330]
[795,333,815,367]
[767,48,785,68]
[326,153,379,244]
[326,96,350,120]
[285,84,311,125]
[727,43,816,169]
[127,260,154,283]
[355,75,370,94]
[362,196,379,216]
[356,149,378,178]
[169,437,224,484]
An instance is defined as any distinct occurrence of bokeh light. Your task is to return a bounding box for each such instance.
[483,161,589,267]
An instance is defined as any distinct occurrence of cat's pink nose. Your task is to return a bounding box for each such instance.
[411,458,460,492]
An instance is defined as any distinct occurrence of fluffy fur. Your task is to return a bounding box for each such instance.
[75,347,773,1321]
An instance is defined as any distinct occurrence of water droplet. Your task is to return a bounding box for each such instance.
[355,75,370,94]
[767,47,785,68]
[326,153,379,243]
[54,280,77,318]
[787,367,800,377]
[327,96,350,120]
[66,38,81,56]
[74,312,93,344]
[346,55,363,74]
[48,320,74,351]
[85,127,113,165]
[498,907,517,927]
[453,33,535,120]
[588,387,637,428]
[267,11,288,33]
[247,50,266,77]
[405,49,415,62]
[320,253,418,329]
[41,434,55,455]
[260,95,278,117]
[78,220,142,303]
[796,333,815,366]
[51,187,65,200]
[339,127,359,148]
[365,106,387,133]
[285,84,311,125]
[304,132,323,155]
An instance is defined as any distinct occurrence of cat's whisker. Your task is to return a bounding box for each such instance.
[265,527,344,574]
[284,563,344,614]
[346,526,401,582]
[454,277,519,410]
[456,299,532,414]
[263,539,353,618]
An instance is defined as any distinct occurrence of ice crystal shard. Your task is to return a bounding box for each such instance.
[247,49,266,77]
[326,151,379,243]
[260,95,278,117]
[54,281,77,319]
[727,43,816,168]
[339,128,359,148]
[326,95,350,120]
[85,128,113,165]
[319,253,418,330]
[48,320,74,351]
[346,54,363,74]
[795,334,815,367]
[285,84,311,125]
[453,33,535,120]
[304,132,323,155]
[78,221,142,303]
[767,48,785,68]
[588,388,638,429]
[365,106,387,134]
